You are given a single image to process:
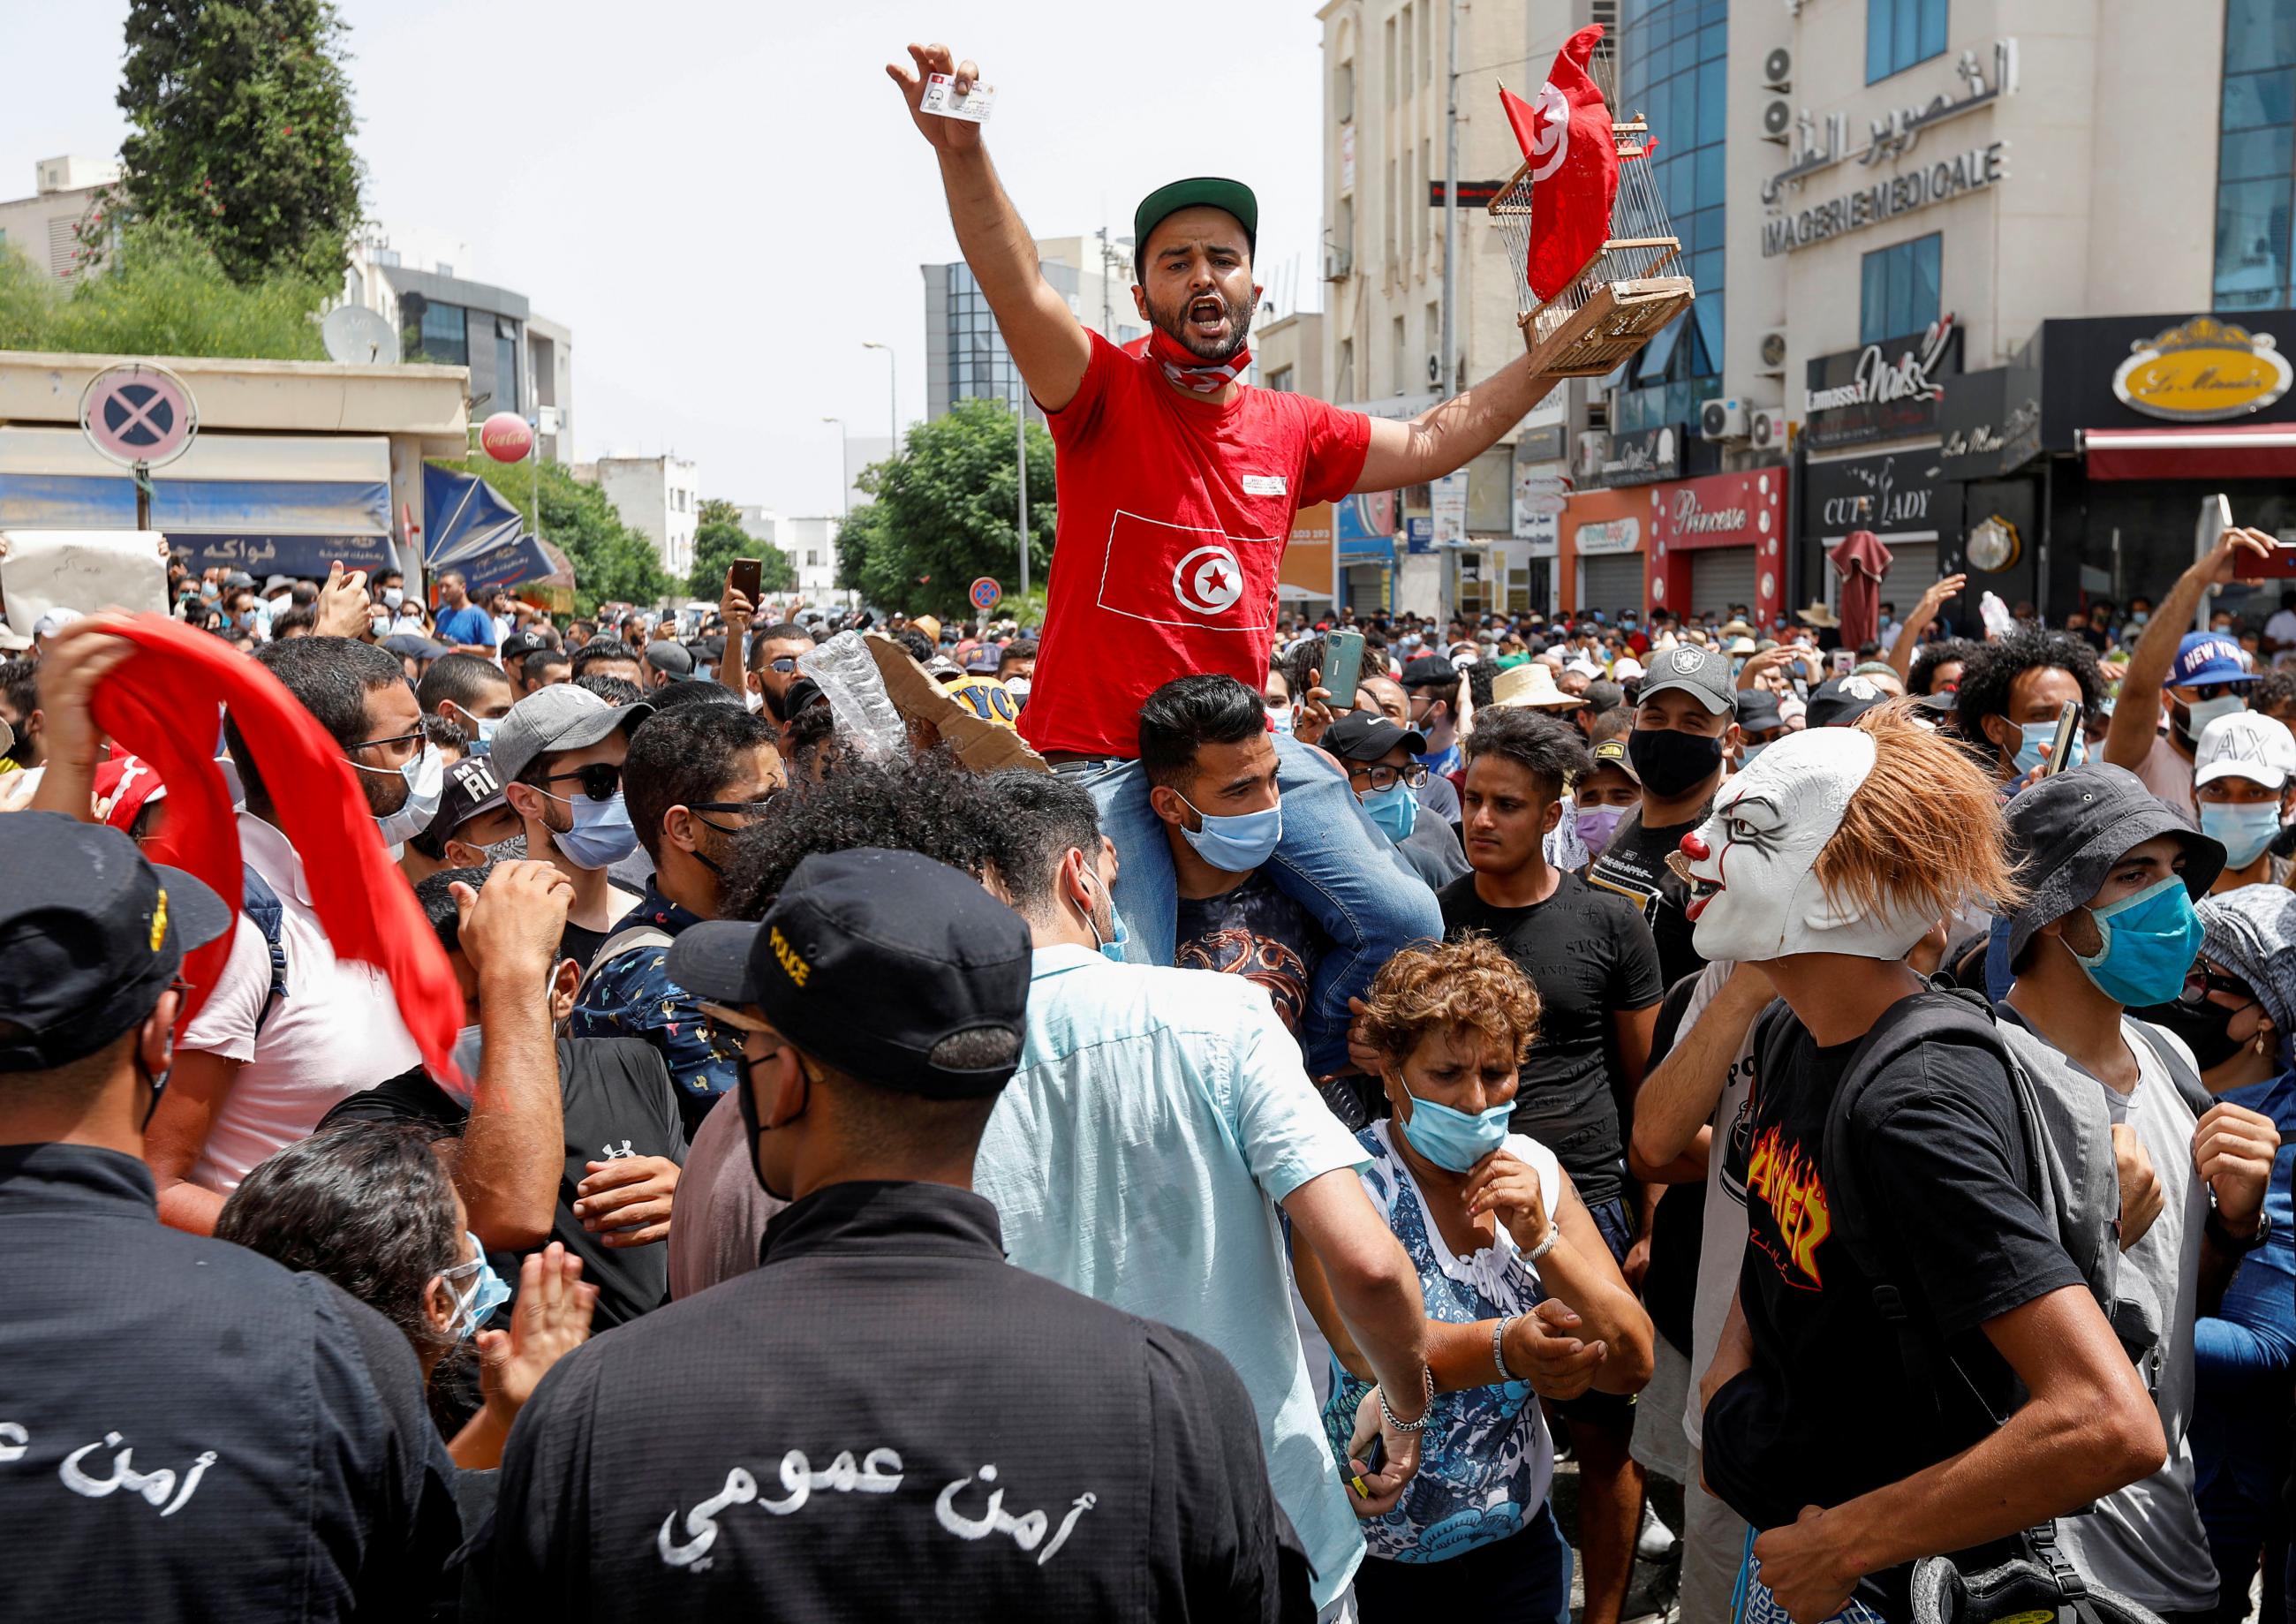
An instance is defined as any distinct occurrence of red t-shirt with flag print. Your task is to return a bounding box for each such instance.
[1019,332,1372,759]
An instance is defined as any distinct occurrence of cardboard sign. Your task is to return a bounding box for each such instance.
[861,634,1047,776]
[0,529,170,630]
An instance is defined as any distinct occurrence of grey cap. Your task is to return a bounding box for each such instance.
[646,640,696,680]
[2197,884,2296,1041]
[2001,763,2225,962]
[1735,690,1783,733]
[1636,644,1734,714]
[490,683,654,786]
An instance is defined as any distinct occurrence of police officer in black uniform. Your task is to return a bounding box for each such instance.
[489,847,1311,1621]
[0,812,463,1620]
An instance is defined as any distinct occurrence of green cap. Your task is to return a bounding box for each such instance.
[1133,177,1258,264]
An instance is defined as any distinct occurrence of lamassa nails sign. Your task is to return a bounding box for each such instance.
[2111,316,2293,423]
[1802,318,1963,451]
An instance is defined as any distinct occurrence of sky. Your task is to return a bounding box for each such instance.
[4,0,1331,517]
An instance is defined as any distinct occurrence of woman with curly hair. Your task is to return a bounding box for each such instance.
[1297,935,1652,1620]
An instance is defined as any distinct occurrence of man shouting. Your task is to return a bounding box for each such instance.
[890,42,1561,1072]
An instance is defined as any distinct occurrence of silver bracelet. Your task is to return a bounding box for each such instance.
[1492,1314,1521,1384]
[1525,1220,1560,1264]
[1376,1364,1437,1433]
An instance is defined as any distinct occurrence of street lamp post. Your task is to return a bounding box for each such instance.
[823,415,849,612]
[862,341,897,452]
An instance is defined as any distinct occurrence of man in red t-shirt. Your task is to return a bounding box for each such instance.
[890,42,1563,1076]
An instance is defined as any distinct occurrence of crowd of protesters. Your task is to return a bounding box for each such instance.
[10,40,2296,1624]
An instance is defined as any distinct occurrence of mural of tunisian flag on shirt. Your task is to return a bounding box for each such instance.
[1501,24,1619,302]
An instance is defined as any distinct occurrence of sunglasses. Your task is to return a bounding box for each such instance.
[539,761,623,802]
[767,656,800,674]
[2181,969,2255,1005]
[688,794,782,833]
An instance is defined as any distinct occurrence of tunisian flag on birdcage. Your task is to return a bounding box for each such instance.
[1500,25,1620,301]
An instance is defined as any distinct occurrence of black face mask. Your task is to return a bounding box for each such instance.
[2133,995,2252,1074]
[736,1045,806,1202]
[1628,726,1726,799]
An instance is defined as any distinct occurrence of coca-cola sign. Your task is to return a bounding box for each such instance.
[1802,317,1964,449]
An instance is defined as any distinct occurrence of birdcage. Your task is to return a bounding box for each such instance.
[1489,112,1696,377]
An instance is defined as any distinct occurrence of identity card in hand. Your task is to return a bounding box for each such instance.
[920,72,995,122]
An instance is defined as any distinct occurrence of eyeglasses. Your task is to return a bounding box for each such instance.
[346,727,427,754]
[688,794,781,832]
[1347,762,1429,792]
[2181,969,2255,1005]
[538,761,623,802]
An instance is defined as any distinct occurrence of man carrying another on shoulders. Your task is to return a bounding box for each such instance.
[890,42,1563,1076]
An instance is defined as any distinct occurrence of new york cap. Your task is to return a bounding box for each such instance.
[668,848,1032,1099]
[2171,631,2258,688]
[0,813,231,1070]
[489,684,655,786]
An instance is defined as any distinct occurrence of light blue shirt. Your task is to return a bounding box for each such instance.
[975,945,1372,1608]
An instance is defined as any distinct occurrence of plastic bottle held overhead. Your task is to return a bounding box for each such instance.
[1978,591,2015,639]
[797,631,908,760]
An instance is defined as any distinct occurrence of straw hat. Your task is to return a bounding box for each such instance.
[1795,601,1840,629]
[1488,661,1585,709]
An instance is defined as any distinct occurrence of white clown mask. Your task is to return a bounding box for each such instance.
[1679,728,1938,963]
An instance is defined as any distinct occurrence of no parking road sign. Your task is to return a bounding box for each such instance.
[969,576,1001,612]
[80,363,199,469]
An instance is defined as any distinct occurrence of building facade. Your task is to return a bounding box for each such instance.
[922,236,1144,420]
[578,455,699,579]
[0,156,122,281]
[735,504,843,607]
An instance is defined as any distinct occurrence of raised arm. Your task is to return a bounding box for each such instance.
[887,43,1091,412]
[2103,527,2276,770]
[1355,350,1560,494]
[451,861,575,1252]
[1885,573,1967,680]
[1630,964,1770,1175]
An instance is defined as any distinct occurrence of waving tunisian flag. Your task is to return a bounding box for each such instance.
[1500,24,1619,301]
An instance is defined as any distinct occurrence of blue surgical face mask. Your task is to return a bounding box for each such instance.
[464,714,501,754]
[1266,703,1295,736]
[2073,874,2205,1008]
[442,1233,511,1341]
[1176,791,1282,873]
[2013,721,2088,779]
[1738,741,1770,769]
[539,787,639,871]
[2200,802,2283,869]
[1361,781,1418,845]
[1398,1080,1514,1173]
[1082,871,1129,965]
[2129,610,2149,627]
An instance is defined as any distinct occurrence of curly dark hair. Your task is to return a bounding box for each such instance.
[216,1122,464,1365]
[1954,627,2103,753]
[1907,636,1980,698]
[1461,705,1592,800]
[2251,667,2296,724]
[720,749,1001,920]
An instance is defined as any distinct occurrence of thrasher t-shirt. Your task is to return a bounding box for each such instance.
[1022,332,1372,759]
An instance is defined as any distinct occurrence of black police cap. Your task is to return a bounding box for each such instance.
[0,813,231,1071]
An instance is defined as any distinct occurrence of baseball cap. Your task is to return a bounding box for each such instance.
[1321,710,1427,761]
[1735,690,1784,734]
[2194,710,2296,789]
[1637,645,1734,715]
[499,630,552,667]
[32,608,84,638]
[2001,763,2225,962]
[490,684,656,786]
[1587,736,1638,783]
[425,756,509,846]
[2171,631,2258,688]
[0,620,29,652]
[1399,653,1458,691]
[381,632,449,662]
[1134,177,1258,259]
[924,653,964,682]
[1805,674,1892,729]
[0,812,231,1069]
[668,848,1031,1099]
[1612,656,1647,681]
[645,641,696,682]
[964,647,1001,674]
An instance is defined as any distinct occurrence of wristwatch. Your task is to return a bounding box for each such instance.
[2206,1204,2272,1255]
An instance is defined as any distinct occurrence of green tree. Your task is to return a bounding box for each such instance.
[117,0,365,286]
[688,498,796,600]
[836,397,1053,618]
[430,453,674,616]
[0,220,329,359]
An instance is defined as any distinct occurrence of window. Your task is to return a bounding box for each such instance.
[1392,315,1408,394]
[1335,61,1355,122]
[1386,158,1398,261]
[2217,10,2296,309]
[806,550,821,568]
[1866,0,1947,84]
[1420,137,1433,251]
[494,318,520,415]
[1268,365,1295,392]
[1420,1,1432,85]
[1401,4,1414,91]
[1338,338,1356,401]
[411,299,468,366]
[1859,233,1942,342]
[1385,17,1397,107]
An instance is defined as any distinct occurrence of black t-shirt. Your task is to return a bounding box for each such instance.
[1585,798,1711,989]
[1702,998,2085,1610]
[321,1036,690,1330]
[559,918,610,970]
[1638,971,1711,1357]
[1174,870,1327,1038]
[1439,871,1663,1206]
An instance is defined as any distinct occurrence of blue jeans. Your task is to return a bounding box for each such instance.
[1353,1502,1572,1622]
[2195,1315,2294,1623]
[1054,734,1444,1075]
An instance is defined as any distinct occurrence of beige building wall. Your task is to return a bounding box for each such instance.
[0,156,123,282]
[1253,309,1326,397]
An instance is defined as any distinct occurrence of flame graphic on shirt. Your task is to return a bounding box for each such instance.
[1744,1126,1832,1289]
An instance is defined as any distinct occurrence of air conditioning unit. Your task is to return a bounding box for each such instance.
[1757,328,1789,375]
[1750,408,1791,452]
[1700,397,1749,442]
[1324,245,1354,282]
[1761,98,1794,142]
[1427,352,1443,387]
[1762,47,1793,91]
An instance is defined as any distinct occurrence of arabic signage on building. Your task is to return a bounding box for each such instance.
[1802,319,1964,450]
[1936,366,2042,480]
[1761,41,2019,258]
[1800,449,1961,546]
[1578,423,1683,488]
[2028,311,2296,448]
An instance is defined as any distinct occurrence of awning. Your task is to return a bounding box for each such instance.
[423,463,555,593]
[2079,424,2296,481]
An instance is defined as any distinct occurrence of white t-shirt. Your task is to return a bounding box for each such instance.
[178,812,420,1193]
[2264,608,2296,648]
[1678,960,1762,1451]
